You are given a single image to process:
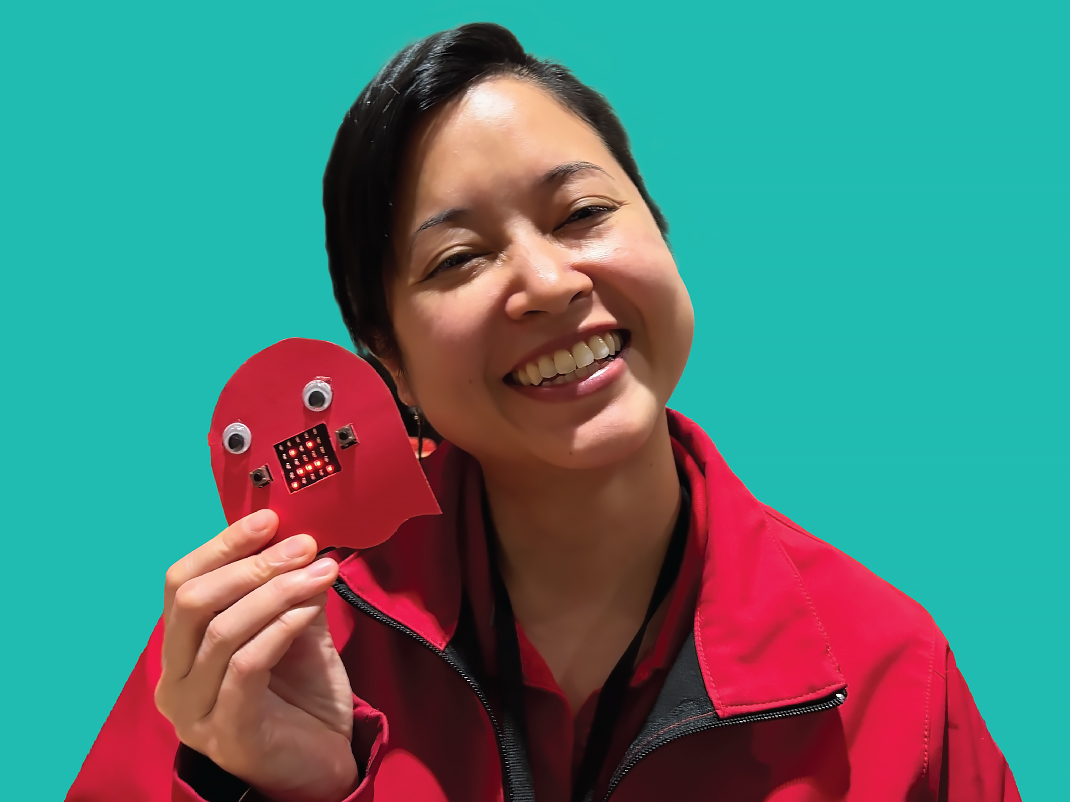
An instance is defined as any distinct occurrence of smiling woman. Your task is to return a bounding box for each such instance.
[379,77,693,475]
[67,22,1020,802]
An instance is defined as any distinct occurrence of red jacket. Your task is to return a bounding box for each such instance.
[67,410,1020,801]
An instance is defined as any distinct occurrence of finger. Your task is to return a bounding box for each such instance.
[177,557,339,723]
[211,594,331,731]
[161,533,319,680]
[164,509,279,621]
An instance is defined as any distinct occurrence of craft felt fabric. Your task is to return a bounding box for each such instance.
[66,410,1020,802]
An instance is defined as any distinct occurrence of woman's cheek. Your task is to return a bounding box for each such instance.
[603,233,694,393]
[408,298,489,405]
[591,234,683,325]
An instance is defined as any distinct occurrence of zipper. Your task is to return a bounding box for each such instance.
[334,574,845,802]
[602,688,847,801]
[332,577,530,801]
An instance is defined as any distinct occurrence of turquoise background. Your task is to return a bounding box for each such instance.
[2,1,1066,797]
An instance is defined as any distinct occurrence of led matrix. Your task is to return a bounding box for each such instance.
[273,423,340,493]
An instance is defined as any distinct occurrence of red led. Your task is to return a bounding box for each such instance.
[289,449,297,457]
[291,481,299,489]
[306,441,314,448]
[296,468,304,476]
[326,465,334,473]
[314,460,322,467]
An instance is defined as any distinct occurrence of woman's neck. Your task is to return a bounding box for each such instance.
[479,412,682,711]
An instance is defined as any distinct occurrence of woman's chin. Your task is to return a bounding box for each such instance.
[518,396,665,472]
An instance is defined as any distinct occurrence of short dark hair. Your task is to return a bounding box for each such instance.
[323,22,668,367]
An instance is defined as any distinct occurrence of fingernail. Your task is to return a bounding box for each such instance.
[281,537,308,560]
[244,509,275,534]
[308,558,336,578]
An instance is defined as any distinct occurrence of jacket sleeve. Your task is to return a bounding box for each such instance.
[928,646,1021,802]
[172,700,388,802]
[66,616,178,801]
[65,616,391,802]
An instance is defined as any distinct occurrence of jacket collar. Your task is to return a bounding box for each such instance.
[337,409,845,717]
[667,412,845,715]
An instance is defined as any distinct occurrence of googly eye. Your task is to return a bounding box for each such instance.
[303,379,333,412]
[222,422,252,454]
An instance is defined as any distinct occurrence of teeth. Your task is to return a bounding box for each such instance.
[553,349,577,375]
[588,334,610,360]
[572,341,594,368]
[513,330,625,387]
[525,362,543,386]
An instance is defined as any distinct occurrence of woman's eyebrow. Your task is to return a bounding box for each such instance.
[410,207,465,253]
[414,208,463,236]
[541,161,609,185]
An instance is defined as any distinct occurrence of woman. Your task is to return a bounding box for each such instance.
[67,23,1019,802]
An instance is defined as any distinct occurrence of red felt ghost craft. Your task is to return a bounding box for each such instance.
[209,338,441,550]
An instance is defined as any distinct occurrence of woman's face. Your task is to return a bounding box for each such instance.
[386,77,694,472]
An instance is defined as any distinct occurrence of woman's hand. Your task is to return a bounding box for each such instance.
[155,509,359,802]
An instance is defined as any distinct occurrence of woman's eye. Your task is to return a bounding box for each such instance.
[560,204,616,228]
[427,251,476,279]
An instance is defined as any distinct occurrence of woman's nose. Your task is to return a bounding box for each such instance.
[503,236,593,319]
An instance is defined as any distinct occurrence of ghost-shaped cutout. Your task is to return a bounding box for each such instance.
[209,338,441,550]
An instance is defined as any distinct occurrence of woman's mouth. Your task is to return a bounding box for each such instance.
[506,330,629,386]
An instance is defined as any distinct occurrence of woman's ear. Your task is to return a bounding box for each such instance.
[377,354,418,408]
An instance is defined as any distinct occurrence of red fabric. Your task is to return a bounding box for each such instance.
[66,410,1020,802]
[452,435,709,800]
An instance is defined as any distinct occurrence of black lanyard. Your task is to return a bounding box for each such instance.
[484,483,691,802]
